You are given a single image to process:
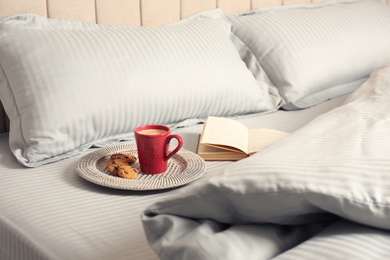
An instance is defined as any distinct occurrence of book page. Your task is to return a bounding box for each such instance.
[200,116,249,153]
[248,129,290,154]
[197,142,248,160]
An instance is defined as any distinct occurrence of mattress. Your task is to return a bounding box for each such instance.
[0,94,348,260]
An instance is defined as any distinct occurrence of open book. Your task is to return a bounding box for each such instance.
[197,116,290,161]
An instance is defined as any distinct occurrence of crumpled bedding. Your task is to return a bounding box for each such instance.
[141,65,390,260]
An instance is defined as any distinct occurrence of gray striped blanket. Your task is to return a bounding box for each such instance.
[142,65,390,260]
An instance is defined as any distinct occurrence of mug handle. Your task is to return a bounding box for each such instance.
[165,134,183,161]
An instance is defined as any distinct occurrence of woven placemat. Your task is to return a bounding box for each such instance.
[76,143,206,190]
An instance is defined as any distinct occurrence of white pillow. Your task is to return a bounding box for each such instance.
[0,13,281,167]
[229,0,390,109]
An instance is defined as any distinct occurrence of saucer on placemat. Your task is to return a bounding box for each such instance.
[76,143,206,190]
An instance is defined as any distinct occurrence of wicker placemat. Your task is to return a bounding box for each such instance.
[76,143,206,190]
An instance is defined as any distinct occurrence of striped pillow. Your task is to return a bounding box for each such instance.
[229,0,390,109]
[0,14,281,167]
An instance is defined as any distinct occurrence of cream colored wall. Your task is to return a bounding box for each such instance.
[0,0,327,133]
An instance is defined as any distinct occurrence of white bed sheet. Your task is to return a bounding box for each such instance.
[0,94,348,260]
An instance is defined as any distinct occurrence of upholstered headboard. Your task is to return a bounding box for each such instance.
[0,0,335,134]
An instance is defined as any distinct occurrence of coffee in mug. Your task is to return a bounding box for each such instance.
[138,129,167,135]
[134,125,183,174]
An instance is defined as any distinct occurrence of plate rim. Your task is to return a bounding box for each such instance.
[75,143,206,190]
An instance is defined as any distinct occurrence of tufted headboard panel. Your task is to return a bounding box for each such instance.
[0,0,330,133]
[0,0,327,27]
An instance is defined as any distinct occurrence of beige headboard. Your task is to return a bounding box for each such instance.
[0,0,327,134]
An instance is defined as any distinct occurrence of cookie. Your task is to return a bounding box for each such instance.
[106,158,120,176]
[110,153,137,165]
[106,153,139,179]
[117,166,139,179]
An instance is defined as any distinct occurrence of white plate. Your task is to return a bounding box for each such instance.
[76,143,206,190]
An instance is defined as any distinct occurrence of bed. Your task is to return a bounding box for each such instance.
[1,0,390,259]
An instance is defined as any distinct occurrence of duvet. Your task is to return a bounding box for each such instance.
[142,65,390,260]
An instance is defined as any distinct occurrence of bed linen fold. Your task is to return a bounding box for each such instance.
[274,220,390,260]
[142,65,390,259]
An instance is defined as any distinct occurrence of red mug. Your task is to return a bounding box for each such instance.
[134,125,183,174]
